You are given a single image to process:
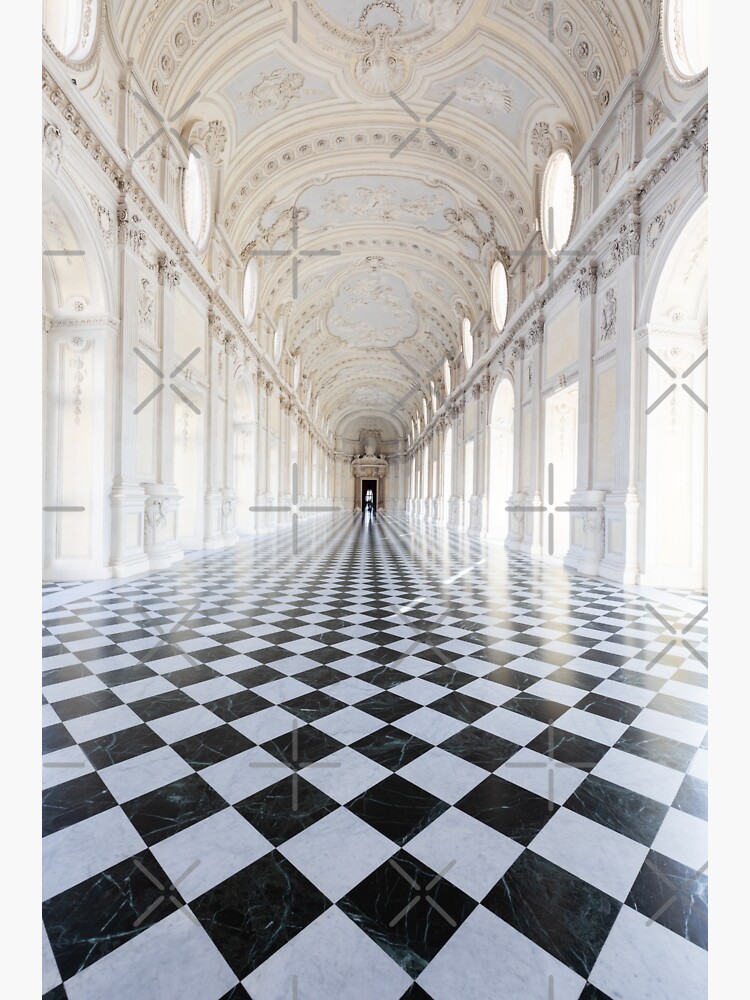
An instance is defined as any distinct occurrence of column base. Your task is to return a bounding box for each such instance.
[600,490,640,585]
[110,482,150,578]
[564,491,607,577]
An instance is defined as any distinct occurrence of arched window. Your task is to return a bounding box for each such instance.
[663,0,708,79]
[462,317,473,370]
[243,261,258,322]
[44,0,98,61]
[182,150,210,251]
[541,149,575,258]
[273,317,285,364]
[491,261,509,331]
[293,354,301,390]
[422,396,429,424]
[443,357,451,396]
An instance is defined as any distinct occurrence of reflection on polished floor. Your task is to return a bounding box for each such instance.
[42,515,708,1000]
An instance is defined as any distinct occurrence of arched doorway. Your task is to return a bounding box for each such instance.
[544,383,579,558]
[42,170,115,579]
[640,201,708,589]
[487,379,514,538]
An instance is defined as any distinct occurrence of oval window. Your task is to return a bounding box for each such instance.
[541,149,575,258]
[273,317,285,364]
[462,317,473,370]
[183,150,210,250]
[663,0,708,80]
[44,0,98,61]
[243,260,258,322]
[491,261,509,331]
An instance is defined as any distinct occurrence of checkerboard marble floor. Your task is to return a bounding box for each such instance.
[42,514,708,1000]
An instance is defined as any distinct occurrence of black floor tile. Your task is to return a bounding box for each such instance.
[351,725,433,771]
[455,775,557,845]
[613,728,697,773]
[205,690,273,723]
[172,724,255,770]
[565,774,669,847]
[526,727,609,770]
[626,851,708,949]
[43,772,117,837]
[483,850,621,978]
[234,774,339,846]
[501,693,570,725]
[430,691,494,723]
[191,851,330,978]
[339,850,477,978]
[43,849,182,980]
[672,774,708,820]
[262,724,344,768]
[52,689,123,721]
[42,722,76,755]
[439,727,520,771]
[348,774,449,846]
[79,724,167,769]
[122,773,229,845]
[282,690,348,723]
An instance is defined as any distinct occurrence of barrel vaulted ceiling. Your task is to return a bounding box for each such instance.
[113,0,654,440]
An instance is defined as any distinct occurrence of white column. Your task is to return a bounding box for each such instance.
[110,205,150,577]
[526,319,544,556]
[506,341,525,548]
[566,265,605,575]
[203,314,224,549]
[601,233,640,584]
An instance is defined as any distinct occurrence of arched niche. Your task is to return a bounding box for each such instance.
[42,168,117,580]
[488,378,515,539]
[640,200,708,589]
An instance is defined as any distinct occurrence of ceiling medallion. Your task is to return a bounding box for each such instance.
[303,0,468,95]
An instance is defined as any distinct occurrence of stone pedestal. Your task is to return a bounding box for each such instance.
[144,484,184,570]
[564,490,606,577]
[109,482,150,578]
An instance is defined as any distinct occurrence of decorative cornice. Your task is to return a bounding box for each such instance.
[484,103,707,373]
[42,63,336,456]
